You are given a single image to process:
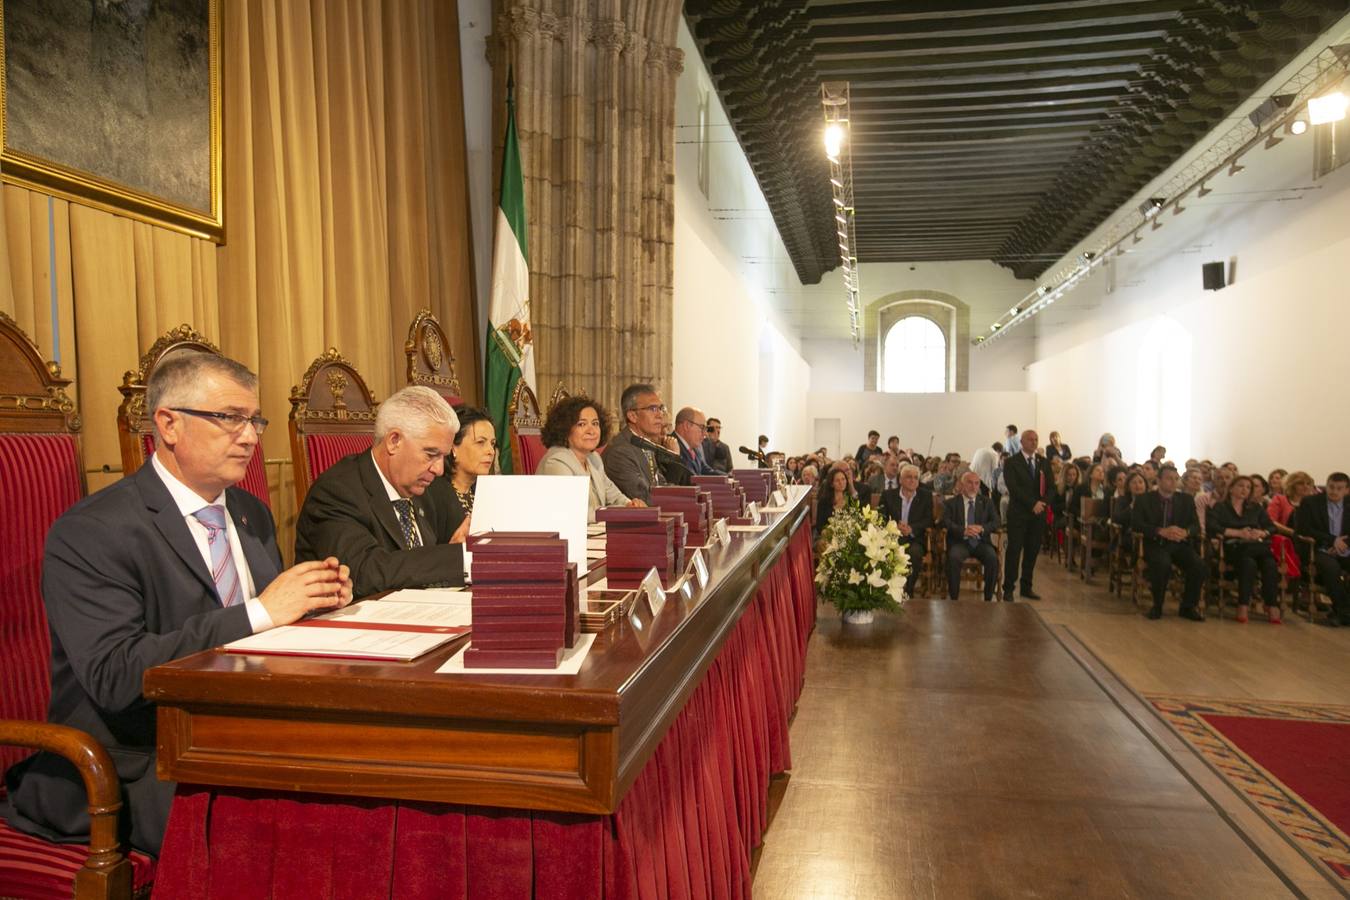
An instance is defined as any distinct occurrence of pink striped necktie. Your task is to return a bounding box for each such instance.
[193,504,242,607]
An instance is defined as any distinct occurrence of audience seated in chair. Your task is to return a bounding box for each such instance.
[1132,466,1205,621]
[879,464,934,597]
[1294,471,1350,627]
[1208,475,1281,624]
[944,472,1001,602]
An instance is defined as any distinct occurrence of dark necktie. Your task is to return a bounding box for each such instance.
[966,499,979,548]
[1162,496,1173,527]
[393,498,422,549]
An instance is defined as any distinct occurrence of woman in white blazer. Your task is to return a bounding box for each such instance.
[537,395,647,522]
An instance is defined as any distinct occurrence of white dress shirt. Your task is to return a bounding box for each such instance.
[152,453,273,632]
[371,451,424,545]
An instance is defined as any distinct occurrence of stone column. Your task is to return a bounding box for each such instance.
[490,0,683,415]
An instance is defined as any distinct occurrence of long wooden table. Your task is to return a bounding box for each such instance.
[145,487,817,899]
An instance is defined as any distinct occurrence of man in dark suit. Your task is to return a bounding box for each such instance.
[868,455,901,496]
[944,471,1001,601]
[4,352,351,856]
[1295,472,1350,626]
[702,417,733,473]
[1132,465,1205,621]
[880,464,935,596]
[295,386,473,599]
[603,383,691,501]
[1002,429,1049,601]
[673,406,718,476]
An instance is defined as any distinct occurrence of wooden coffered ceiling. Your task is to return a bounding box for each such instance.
[684,0,1349,282]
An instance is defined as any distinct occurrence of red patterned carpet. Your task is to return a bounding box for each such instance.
[1150,696,1350,882]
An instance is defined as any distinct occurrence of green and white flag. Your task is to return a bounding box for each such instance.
[484,75,533,474]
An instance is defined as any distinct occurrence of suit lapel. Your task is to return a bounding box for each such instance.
[226,490,281,590]
[358,453,408,548]
[413,497,438,545]
[135,464,218,597]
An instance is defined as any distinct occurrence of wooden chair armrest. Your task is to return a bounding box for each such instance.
[0,720,132,897]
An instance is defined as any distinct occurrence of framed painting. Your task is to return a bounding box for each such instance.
[0,0,221,241]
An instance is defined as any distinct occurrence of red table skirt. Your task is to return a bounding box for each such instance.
[153,525,817,899]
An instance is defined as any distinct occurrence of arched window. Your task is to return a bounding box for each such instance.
[883,316,946,393]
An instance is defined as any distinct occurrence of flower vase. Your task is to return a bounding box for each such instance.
[842,609,875,625]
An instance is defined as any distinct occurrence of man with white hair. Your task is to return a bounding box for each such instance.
[296,385,471,597]
[6,350,352,856]
[878,463,935,596]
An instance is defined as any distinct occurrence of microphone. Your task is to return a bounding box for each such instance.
[629,430,687,465]
[739,445,765,463]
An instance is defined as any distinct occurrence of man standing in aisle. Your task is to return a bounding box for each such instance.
[1002,429,1049,601]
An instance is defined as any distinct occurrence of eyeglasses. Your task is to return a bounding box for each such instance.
[638,403,668,414]
[171,407,269,435]
[707,425,720,432]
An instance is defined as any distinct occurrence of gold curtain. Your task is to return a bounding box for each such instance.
[0,0,478,543]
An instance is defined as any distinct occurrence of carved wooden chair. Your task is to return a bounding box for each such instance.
[547,381,570,415]
[116,324,271,508]
[1078,498,1111,581]
[404,309,463,405]
[508,378,546,475]
[0,312,151,899]
[288,349,380,508]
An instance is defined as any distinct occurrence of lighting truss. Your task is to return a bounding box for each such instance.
[821,81,860,346]
[976,43,1350,349]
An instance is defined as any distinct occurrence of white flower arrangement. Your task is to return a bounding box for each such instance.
[815,501,910,616]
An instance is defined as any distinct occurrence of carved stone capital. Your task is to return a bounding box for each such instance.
[591,19,628,53]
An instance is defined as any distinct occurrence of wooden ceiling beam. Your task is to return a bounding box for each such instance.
[811,26,1173,58]
[809,3,1188,39]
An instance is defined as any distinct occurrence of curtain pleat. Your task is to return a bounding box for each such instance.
[0,0,479,543]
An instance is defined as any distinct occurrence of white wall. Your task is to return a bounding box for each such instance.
[671,19,812,457]
[1027,103,1350,476]
[803,338,863,391]
[806,391,1037,461]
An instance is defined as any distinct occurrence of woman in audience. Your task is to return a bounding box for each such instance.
[1149,446,1167,465]
[1074,463,1108,507]
[446,405,498,526]
[1208,475,1281,623]
[921,456,939,485]
[785,456,802,483]
[1107,467,1128,502]
[1092,433,1116,463]
[1267,469,1312,587]
[800,464,819,487]
[1052,462,1081,517]
[1111,471,1149,561]
[1249,474,1270,508]
[537,395,645,522]
[1268,468,1287,497]
[1046,431,1072,461]
[814,465,857,538]
[932,459,956,496]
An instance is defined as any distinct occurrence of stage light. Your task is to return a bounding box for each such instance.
[1289,117,1309,135]
[1139,197,1165,218]
[991,323,1001,330]
[1309,91,1348,125]
[830,177,843,188]
[1038,285,1051,296]
[835,213,847,224]
[1247,93,1296,129]
[824,123,845,159]
[833,197,845,207]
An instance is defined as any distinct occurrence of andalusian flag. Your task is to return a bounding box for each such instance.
[484,74,534,474]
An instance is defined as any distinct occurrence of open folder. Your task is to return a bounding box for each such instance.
[223,593,472,662]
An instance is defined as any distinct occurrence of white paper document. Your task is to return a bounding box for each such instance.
[469,475,589,570]
[727,524,769,533]
[314,600,472,629]
[224,626,458,661]
[435,633,596,675]
[380,588,471,605]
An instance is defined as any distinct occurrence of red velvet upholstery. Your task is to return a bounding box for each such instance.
[517,433,546,476]
[152,524,818,899]
[0,434,82,776]
[305,434,374,484]
[0,818,155,900]
[140,432,270,509]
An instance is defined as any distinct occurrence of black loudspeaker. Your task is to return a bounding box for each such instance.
[1202,261,1226,291]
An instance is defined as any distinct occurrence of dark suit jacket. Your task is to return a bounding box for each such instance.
[1132,490,1200,544]
[676,434,717,476]
[1294,494,1350,551]
[943,493,999,547]
[1004,452,1049,523]
[701,437,732,474]
[294,452,466,598]
[5,462,279,853]
[880,487,935,545]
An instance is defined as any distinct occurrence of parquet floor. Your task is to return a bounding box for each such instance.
[752,554,1350,899]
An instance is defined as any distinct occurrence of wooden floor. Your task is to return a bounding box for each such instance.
[752,556,1350,899]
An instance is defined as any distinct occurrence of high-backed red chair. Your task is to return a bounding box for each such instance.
[508,378,546,475]
[404,309,463,405]
[547,381,570,415]
[116,324,271,508]
[0,312,152,899]
[289,348,379,507]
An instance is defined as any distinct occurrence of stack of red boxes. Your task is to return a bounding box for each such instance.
[464,534,580,669]
[691,475,747,519]
[648,485,714,547]
[731,469,773,505]
[597,507,683,589]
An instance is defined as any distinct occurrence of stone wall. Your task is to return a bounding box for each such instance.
[489,0,684,413]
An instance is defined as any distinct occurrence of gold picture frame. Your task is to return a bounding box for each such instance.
[0,0,222,242]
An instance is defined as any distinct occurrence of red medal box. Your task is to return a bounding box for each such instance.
[463,647,564,668]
